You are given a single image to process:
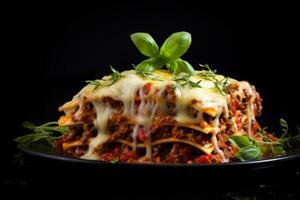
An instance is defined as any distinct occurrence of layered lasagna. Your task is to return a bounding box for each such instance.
[54,69,271,164]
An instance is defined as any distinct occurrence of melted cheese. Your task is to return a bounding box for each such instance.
[60,70,243,162]
[237,81,257,139]
[210,110,228,162]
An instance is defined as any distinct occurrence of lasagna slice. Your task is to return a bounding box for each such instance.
[55,69,263,164]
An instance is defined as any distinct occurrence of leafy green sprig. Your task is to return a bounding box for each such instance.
[257,119,300,154]
[110,157,119,164]
[86,66,123,91]
[15,122,69,146]
[131,32,195,76]
[172,73,202,89]
[197,64,229,95]
[109,66,123,85]
[229,135,262,161]
[132,64,162,81]
[85,79,103,91]
[229,119,300,161]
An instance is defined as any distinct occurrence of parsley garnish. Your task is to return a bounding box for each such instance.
[15,121,69,146]
[132,64,162,81]
[197,64,229,95]
[86,66,123,91]
[110,158,119,164]
[85,79,103,91]
[172,73,201,89]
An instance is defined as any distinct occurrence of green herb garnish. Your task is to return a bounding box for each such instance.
[173,73,201,88]
[85,79,103,91]
[197,64,229,95]
[110,157,119,164]
[235,145,262,161]
[108,66,123,85]
[229,135,262,161]
[258,119,299,153]
[86,66,123,91]
[229,119,300,161]
[15,121,69,146]
[132,64,162,81]
[131,32,194,75]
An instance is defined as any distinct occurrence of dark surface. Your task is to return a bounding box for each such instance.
[4,2,300,199]
[6,149,300,199]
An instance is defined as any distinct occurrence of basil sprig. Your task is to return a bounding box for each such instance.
[131,32,194,75]
[229,135,262,161]
[229,119,300,161]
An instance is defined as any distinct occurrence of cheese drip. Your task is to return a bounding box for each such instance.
[210,109,228,162]
[81,102,112,159]
[61,70,235,161]
[237,81,257,139]
[132,85,160,158]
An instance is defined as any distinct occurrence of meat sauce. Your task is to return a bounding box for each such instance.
[56,81,266,164]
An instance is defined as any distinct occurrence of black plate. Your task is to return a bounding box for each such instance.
[18,142,300,168]
[15,142,300,197]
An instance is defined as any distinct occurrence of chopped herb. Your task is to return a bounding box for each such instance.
[15,121,69,146]
[197,64,229,95]
[86,66,123,91]
[110,158,119,164]
[133,64,162,81]
[106,66,123,86]
[172,73,201,89]
[85,79,102,91]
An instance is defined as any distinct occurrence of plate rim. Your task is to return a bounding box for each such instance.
[17,142,300,168]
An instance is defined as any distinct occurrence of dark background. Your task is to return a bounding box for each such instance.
[4,1,300,198]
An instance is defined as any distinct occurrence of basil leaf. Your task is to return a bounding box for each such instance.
[229,135,252,149]
[235,145,261,161]
[171,58,194,75]
[130,33,159,58]
[135,58,157,73]
[160,31,191,61]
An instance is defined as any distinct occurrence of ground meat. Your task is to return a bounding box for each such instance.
[60,126,83,142]
[56,81,268,164]
[107,114,132,141]
[102,96,124,113]
[161,85,177,115]
[76,97,96,122]
[64,145,89,157]
[154,143,200,163]
[81,124,98,144]
[151,126,173,141]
